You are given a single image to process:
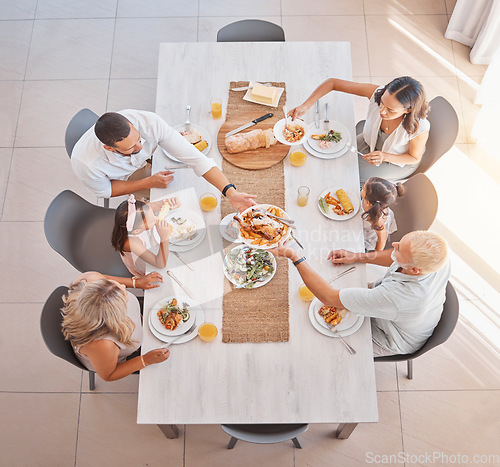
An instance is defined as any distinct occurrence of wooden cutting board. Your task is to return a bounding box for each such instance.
[217,111,290,170]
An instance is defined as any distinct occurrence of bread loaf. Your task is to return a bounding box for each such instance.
[225,129,277,154]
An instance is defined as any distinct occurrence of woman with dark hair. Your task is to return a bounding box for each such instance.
[289,77,430,182]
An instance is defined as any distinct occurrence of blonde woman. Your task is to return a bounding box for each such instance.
[62,271,169,381]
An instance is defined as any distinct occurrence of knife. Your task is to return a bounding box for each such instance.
[315,101,320,129]
[225,113,274,137]
[172,251,194,270]
[185,105,191,132]
[166,269,195,300]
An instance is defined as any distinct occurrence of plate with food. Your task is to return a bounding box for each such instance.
[308,120,348,154]
[162,123,212,162]
[224,245,276,289]
[220,213,243,243]
[317,187,360,220]
[242,82,285,108]
[163,208,205,247]
[312,303,358,332]
[149,296,199,337]
[303,126,352,160]
[308,298,364,338]
[273,118,309,146]
[235,204,291,249]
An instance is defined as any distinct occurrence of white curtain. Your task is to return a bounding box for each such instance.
[445,0,500,65]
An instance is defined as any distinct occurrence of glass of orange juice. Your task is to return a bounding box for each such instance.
[298,283,315,302]
[289,150,307,167]
[210,98,222,119]
[297,186,310,207]
[199,193,218,212]
[198,322,218,341]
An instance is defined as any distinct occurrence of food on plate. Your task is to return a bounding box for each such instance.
[249,83,277,105]
[283,124,305,143]
[318,306,347,327]
[235,206,288,246]
[157,298,190,331]
[158,202,170,220]
[336,189,354,214]
[311,129,342,149]
[224,218,240,241]
[225,247,274,288]
[225,129,277,154]
[180,129,208,152]
[318,197,329,215]
[168,216,197,241]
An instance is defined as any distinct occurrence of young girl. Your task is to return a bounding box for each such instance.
[361,177,404,251]
[111,195,180,277]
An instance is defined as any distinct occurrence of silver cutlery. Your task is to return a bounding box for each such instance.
[231,82,272,92]
[235,277,267,289]
[166,269,195,300]
[348,144,364,157]
[164,165,190,170]
[283,105,288,131]
[184,105,191,131]
[254,209,296,229]
[324,103,330,130]
[290,231,304,249]
[225,113,274,137]
[172,251,194,271]
[315,101,320,129]
[328,324,356,354]
[330,266,356,282]
[161,321,198,348]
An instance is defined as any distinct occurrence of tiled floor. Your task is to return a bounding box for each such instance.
[1,1,499,466]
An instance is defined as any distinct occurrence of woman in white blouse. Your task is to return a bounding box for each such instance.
[289,76,430,182]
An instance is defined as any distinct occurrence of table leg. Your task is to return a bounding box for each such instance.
[336,423,358,439]
[158,424,179,439]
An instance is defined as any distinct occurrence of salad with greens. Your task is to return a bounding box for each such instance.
[225,246,275,289]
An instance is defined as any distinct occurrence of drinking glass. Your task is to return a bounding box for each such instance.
[289,150,307,167]
[210,98,222,119]
[298,283,315,302]
[199,193,218,212]
[198,322,218,341]
[297,186,310,207]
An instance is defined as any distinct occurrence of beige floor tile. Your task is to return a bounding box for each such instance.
[118,0,198,17]
[111,18,197,79]
[15,79,108,148]
[35,0,117,18]
[107,78,158,113]
[282,0,363,16]
[185,424,294,467]
[295,392,403,466]
[375,361,398,391]
[0,221,80,302]
[445,0,457,16]
[2,147,94,221]
[0,81,24,148]
[457,74,482,144]
[0,148,12,215]
[198,16,282,42]
[282,16,370,76]
[400,390,500,464]
[451,40,488,78]
[364,0,446,15]
[87,373,140,393]
[0,303,83,392]
[0,393,79,467]
[0,20,33,80]
[199,0,281,17]
[0,0,37,19]
[366,15,455,77]
[77,393,183,467]
[26,19,114,80]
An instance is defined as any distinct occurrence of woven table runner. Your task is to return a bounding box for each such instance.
[220,81,289,343]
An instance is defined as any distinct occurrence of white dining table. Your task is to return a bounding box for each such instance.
[137,41,378,440]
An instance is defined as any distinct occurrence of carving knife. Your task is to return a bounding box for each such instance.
[225,113,274,137]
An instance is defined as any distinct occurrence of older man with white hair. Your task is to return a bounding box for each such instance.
[272,231,450,356]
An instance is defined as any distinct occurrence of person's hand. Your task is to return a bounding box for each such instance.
[143,348,170,365]
[226,190,257,213]
[136,271,163,289]
[149,171,174,188]
[166,196,181,209]
[269,241,301,262]
[327,249,358,266]
[288,103,310,120]
[156,219,170,241]
[362,151,384,166]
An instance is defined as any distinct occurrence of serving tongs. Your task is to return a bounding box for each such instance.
[254,208,296,229]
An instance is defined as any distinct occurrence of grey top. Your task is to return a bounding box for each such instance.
[340,260,451,354]
[375,128,390,151]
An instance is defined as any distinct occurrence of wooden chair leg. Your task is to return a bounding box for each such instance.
[227,437,238,449]
[291,437,302,449]
[407,359,414,380]
[89,371,96,391]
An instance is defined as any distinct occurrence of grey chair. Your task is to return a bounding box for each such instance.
[40,286,97,390]
[375,282,459,379]
[221,424,308,449]
[44,190,131,277]
[389,173,438,243]
[355,96,459,179]
[217,20,285,42]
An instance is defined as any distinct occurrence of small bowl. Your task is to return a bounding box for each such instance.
[273,118,309,146]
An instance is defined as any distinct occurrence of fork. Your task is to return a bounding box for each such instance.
[160,321,198,349]
[328,324,356,354]
[324,103,330,130]
[184,105,191,131]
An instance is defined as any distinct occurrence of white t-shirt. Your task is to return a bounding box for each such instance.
[340,260,451,354]
[71,109,217,198]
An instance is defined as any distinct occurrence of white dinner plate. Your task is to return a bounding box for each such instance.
[148,305,203,344]
[220,213,243,243]
[237,204,291,249]
[149,295,201,336]
[317,187,360,221]
[164,208,205,247]
[302,127,352,160]
[242,82,285,108]
[311,301,358,332]
[307,120,349,154]
[308,299,364,338]
[273,118,309,146]
[162,123,212,162]
[223,244,277,289]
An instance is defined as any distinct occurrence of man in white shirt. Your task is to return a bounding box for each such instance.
[272,231,450,356]
[71,109,256,211]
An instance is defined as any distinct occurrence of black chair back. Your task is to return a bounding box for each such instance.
[217,20,285,42]
[65,108,99,158]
